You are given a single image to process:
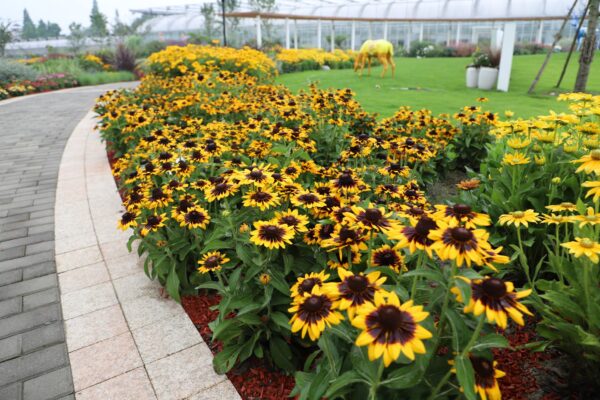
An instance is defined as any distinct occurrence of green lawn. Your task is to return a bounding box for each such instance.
[276,53,600,118]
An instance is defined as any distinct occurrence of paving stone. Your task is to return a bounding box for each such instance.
[0,382,22,400]
[22,367,73,400]
[75,367,156,400]
[70,332,142,391]
[120,294,182,330]
[24,241,55,256]
[0,269,22,287]
[0,274,57,301]
[58,263,109,294]
[55,246,103,273]
[23,287,59,311]
[0,303,61,339]
[0,335,22,363]
[0,246,26,262]
[146,344,225,400]
[61,282,117,320]
[0,252,54,274]
[0,343,69,387]
[188,381,241,400]
[21,322,65,353]
[64,305,128,352]
[0,297,22,319]
[0,232,54,251]
[22,262,56,280]
[0,228,27,242]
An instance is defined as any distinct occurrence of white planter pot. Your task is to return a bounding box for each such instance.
[466,67,479,88]
[477,67,498,90]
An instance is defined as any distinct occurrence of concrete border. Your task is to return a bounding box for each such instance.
[55,111,240,400]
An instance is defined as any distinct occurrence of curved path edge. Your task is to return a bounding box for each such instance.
[55,110,241,400]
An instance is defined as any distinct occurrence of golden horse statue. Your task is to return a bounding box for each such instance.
[354,39,396,78]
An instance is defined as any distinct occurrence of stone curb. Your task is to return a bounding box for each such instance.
[55,110,241,400]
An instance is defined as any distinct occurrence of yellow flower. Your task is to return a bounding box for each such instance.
[573,149,600,175]
[498,210,540,228]
[574,207,600,227]
[259,273,271,285]
[352,291,431,366]
[506,137,531,150]
[545,202,577,213]
[502,152,530,166]
[561,237,600,263]
[582,180,600,202]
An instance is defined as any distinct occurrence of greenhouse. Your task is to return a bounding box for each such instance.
[135,0,585,50]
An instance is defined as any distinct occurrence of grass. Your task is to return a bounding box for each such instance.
[276,53,600,118]
[31,58,136,86]
[76,71,136,86]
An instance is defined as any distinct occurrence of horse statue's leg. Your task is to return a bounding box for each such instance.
[389,54,396,78]
[367,56,372,76]
[379,54,388,78]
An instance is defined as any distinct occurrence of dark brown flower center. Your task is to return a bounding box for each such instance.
[415,217,437,237]
[470,356,495,379]
[304,296,324,312]
[453,204,472,215]
[204,256,220,269]
[298,194,319,204]
[186,210,205,223]
[376,250,398,265]
[450,227,474,242]
[299,278,317,294]
[121,212,136,224]
[364,208,383,223]
[347,275,369,292]
[481,278,507,298]
[252,191,272,202]
[249,170,263,179]
[338,173,355,186]
[377,305,407,332]
[281,216,299,226]
[339,227,359,241]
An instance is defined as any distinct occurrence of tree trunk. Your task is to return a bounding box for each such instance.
[574,0,600,92]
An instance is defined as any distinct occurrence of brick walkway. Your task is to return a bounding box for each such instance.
[0,84,137,400]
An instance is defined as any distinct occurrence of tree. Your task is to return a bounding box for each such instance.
[112,10,133,37]
[68,22,86,54]
[574,0,600,92]
[89,0,109,37]
[36,20,48,38]
[0,20,16,56]
[201,3,216,39]
[22,9,36,39]
[46,22,61,37]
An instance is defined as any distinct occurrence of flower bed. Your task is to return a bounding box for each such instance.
[275,48,356,73]
[95,45,599,400]
[0,73,79,100]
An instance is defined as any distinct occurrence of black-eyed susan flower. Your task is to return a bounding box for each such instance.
[290,271,330,298]
[344,205,398,232]
[331,170,365,193]
[242,187,280,211]
[428,221,492,267]
[238,165,274,186]
[327,249,361,269]
[204,180,236,202]
[289,286,343,341]
[540,213,569,225]
[498,210,539,228]
[452,277,532,329]
[140,214,166,236]
[249,220,294,249]
[198,251,230,274]
[322,224,368,254]
[291,191,326,209]
[259,273,271,285]
[333,269,386,319]
[434,204,491,228]
[573,149,600,175]
[561,237,600,263]
[386,215,438,256]
[456,178,481,191]
[118,211,138,230]
[274,209,309,233]
[177,206,210,229]
[451,356,505,400]
[471,356,505,400]
[352,291,432,366]
[371,245,405,272]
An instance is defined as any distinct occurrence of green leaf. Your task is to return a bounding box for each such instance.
[324,371,365,399]
[201,240,232,253]
[270,336,295,371]
[166,264,181,303]
[471,333,509,351]
[455,355,477,400]
[270,311,291,332]
[213,344,242,374]
[381,362,424,389]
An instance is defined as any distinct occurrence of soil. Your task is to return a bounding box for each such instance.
[427,169,468,204]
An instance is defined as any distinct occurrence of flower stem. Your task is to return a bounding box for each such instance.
[410,251,425,301]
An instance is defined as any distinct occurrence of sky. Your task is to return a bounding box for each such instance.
[2,0,190,32]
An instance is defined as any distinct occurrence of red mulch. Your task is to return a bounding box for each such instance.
[182,293,295,400]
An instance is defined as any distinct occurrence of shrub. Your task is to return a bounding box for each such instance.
[0,59,38,84]
[114,43,137,72]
